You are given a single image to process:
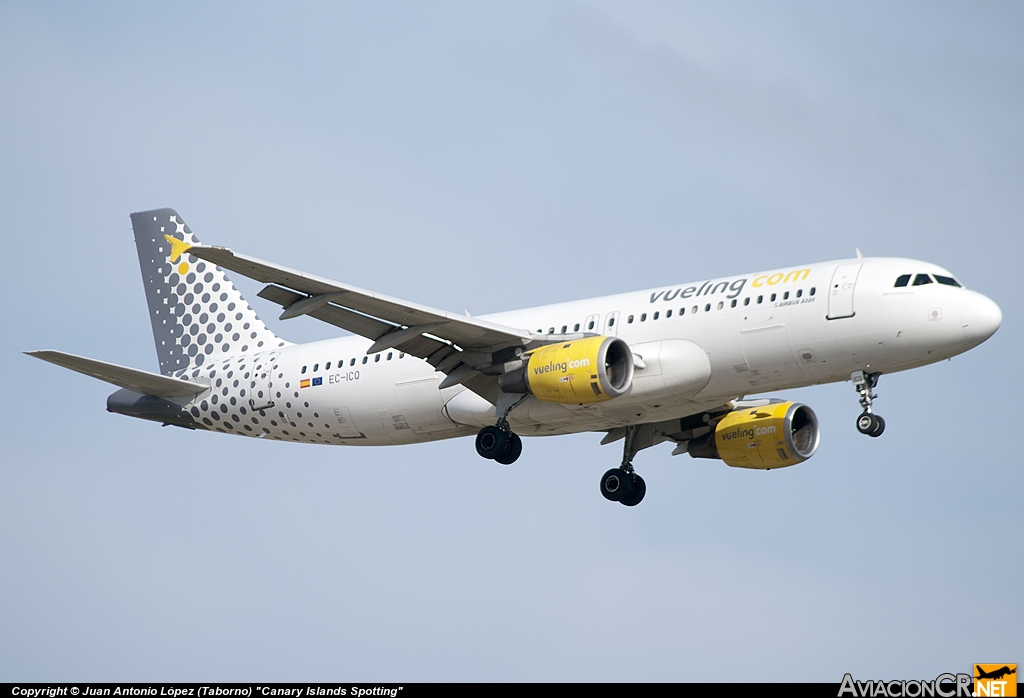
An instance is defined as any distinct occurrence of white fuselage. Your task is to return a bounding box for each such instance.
[176,257,998,446]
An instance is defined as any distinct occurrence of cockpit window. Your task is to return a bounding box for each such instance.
[912,274,933,286]
[894,274,911,288]
[934,275,961,287]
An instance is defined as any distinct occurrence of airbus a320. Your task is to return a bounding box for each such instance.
[29,209,1002,506]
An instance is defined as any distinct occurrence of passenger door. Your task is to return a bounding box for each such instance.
[827,263,862,320]
[249,360,275,411]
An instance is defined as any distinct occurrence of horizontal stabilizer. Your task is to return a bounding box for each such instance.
[26,350,207,398]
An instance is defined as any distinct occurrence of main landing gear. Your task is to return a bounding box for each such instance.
[600,424,646,507]
[475,418,523,465]
[852,370,885,437]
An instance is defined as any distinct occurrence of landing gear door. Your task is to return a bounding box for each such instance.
[827,263,862,320]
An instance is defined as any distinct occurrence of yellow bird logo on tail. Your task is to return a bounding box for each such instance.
[164,234,193,274]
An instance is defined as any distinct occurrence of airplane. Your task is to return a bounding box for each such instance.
[28,208,1002,506]
[975,666,1016,681]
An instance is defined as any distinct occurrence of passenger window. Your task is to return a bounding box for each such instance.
[913,274,933,286]
[574,323,580,332]
[640,313,646,322]
[796,289,802,298]
[716,302,723,310]
[692,306,698,314]
[548,327,555,334]
[627,315,634,324]
[679,307,685,315]
[350,358,356,366]
[362,356,368,365]
[783,292,789,300]
[810,287,816,296]
[730,299,737,308]
[704,304,711,312]
[588,320,595,330]
[399,353,405,359]
[313,363,319,372]
[770,293,776,302]
[744,298,750,306]
[325,362,331,370]
[561,325,567,333]
[387,352,393,360]
[935,275,961,287]
[894,274,911,288]
[666,309,672,318]
[653,311,659,320]
[301,365,307,374]
[375,355,381,362]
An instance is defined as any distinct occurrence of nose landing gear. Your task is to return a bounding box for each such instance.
[852,370,885,437]
[600,423,647,506]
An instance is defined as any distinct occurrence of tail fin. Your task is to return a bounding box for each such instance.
[130,208,287,376]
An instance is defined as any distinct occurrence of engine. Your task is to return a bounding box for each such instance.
[688,401,820,469]
[498,336,634,404]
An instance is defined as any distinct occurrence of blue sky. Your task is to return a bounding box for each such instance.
[1,1,1020,681]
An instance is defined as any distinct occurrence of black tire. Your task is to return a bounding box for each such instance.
[494,432,523,465]
[475,426,508,459]
[856,412,875,435]
[600,468,634,502]
[869,415,885,437]
[620,474,646,507]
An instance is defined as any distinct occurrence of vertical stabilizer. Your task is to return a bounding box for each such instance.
[131,208,287,376]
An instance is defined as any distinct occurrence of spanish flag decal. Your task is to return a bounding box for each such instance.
[300,379,311,389]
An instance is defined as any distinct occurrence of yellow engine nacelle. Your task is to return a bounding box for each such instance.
[498,336,634,404]
[688,401,820,469]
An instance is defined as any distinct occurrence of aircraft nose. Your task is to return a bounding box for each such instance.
[960,291,1002,345]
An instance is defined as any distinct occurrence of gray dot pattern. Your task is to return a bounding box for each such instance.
[184,352,349,445]
[131,208,287,376]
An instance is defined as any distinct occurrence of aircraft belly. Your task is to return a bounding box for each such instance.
[394,376,463,436]
[737,324,804,388]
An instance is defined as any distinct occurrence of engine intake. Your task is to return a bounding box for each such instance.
[498,336,633,404]
[688,401,819,469]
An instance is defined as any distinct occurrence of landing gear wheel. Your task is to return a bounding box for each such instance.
[852,371,886,437]
[600,468,635,502]
[620,474,646,507]
[856,412,885,437]
[494,433,522,465]
[475,426,508,460]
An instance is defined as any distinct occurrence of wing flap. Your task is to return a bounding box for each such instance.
[189,245,532,350]
[258,285,398,340]
[26,350,207,398]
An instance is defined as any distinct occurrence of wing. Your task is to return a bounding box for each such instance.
[26,350,207,398]
[186,244,540,403]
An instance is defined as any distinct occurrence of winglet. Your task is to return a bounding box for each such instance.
[164,234,193,263]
